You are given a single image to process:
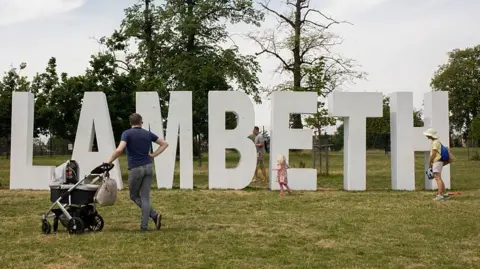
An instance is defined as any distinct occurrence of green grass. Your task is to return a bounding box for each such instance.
[0,149,479,269]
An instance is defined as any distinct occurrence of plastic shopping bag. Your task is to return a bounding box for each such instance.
[94,177,118,206]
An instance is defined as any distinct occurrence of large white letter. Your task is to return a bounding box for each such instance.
[390,91,450,191]
[136,91,193,189]
[10,92,54,190]
[71,92,123,189]
[208,91,256,189]
[390,92,427,190]
[391,92,419,190]
[423,91,450,190]
[328,92,383,191]
[269,91,317,190]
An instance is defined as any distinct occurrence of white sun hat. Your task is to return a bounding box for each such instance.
[423,128,439,139]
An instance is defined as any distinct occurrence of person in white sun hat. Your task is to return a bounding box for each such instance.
[423,127,453,201]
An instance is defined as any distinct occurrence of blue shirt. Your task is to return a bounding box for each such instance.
[120,127,159,170]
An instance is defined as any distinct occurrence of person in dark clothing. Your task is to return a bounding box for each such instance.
[106,113,169,231]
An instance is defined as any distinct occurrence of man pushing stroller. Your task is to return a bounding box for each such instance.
[106,113,169,231]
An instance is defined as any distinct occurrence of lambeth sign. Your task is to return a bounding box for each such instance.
[9,91,450,192]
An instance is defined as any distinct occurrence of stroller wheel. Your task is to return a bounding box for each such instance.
[41,220,51,234]
[67,217,85,235]
[87,214,104,232]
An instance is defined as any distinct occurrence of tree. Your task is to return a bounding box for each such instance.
[101,0,264,157]
[431,45,480,140]
[84,53,141,143]
[31,55,141,145]
[250,0,365,129]
[32,57,62,142]
[0,63,30,157]
[304,99,336,139]
[470,115,480,145]
[469,115,480,160]
[330,123,344,151]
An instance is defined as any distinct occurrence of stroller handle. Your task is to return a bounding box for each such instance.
[90,163,115,175]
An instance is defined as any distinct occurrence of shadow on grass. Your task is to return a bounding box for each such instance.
[105,226,204,233]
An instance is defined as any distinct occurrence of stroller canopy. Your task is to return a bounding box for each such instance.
[52,160,80,185]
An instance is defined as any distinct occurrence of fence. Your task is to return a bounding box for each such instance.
[0,137,72,158]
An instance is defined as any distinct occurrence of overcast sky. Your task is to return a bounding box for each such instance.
[1,0,479,133]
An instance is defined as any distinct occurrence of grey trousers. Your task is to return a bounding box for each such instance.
[128,163,158,229]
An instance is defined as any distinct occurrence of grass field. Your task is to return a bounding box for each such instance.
[0,149,479,269]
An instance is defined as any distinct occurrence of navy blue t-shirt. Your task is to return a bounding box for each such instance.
[120,127,159,170]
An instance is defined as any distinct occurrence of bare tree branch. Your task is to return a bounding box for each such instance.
[115,63,130,72]
[322,55,354,73]
[285,0,297,8]
[287,0,310,9]
[249,32,293,71]
[89,36,133,71]
[250,0,365,107]
[260,0,295,28]
[225,33,241,47]
[115,59,132,71]
[303,19,338,29]
[300,38,343,61]
[302,8,352,27]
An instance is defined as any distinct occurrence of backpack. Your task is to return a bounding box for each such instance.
[439,143,450,162]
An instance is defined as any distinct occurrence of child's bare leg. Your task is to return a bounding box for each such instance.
[285,184,292,194]
[279,183,285,195]
[434,173,445,195]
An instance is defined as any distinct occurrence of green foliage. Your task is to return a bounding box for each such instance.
[366,97,390,136]
[470,115,480,140]
[431,45,480,138]
[330,124,344,151]
[0,63,31,141]
[365,96,423,149]
[101,0,264,144]
[304,100,336,133]
[30,56,139,143]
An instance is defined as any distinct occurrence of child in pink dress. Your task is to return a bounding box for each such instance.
[273,154,292,196]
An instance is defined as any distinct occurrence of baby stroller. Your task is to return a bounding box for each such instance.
[41,161,114,235]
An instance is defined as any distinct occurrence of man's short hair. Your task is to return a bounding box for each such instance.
[129,113,143,126]
[254,126,260,131]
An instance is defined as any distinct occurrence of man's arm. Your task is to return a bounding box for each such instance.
[150,137,169,158]
[106,141,127,164]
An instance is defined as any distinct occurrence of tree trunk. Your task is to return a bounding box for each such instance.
[197,136,202,168]
[291,0,303,129]
[185,0,201,162]
[144,0,155,83]
[186,0,195,51]
[192,134,202,166]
